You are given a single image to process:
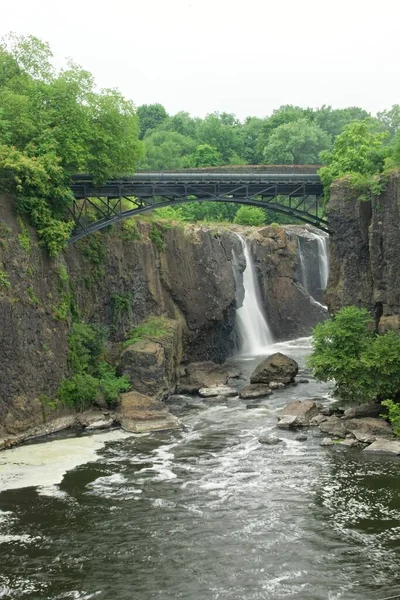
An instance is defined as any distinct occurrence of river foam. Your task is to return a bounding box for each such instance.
[0,429,132,493]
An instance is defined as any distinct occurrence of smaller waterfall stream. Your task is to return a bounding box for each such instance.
[297,231,329,304]
[234,234,273,355]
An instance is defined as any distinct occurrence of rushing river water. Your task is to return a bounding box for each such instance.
[1,338,400,600]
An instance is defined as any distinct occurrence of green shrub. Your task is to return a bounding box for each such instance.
[233,206,266,226]
[308,306,400,402]
[150,223,166,251]
[0,270,11,289]
[124,316,170,347]
[17,217,31,253]
[58,322,130,410]
[27,286,40,306]
[120,218,141,241]
[382,400,400,437]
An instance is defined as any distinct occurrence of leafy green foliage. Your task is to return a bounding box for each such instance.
[0,269,11,289]
[382,400,400,437]
[124,316,170,347]
[262,118,332,164]
[59,323,129,410]
[0,33,143,255]
[17,216,31,253]
[319,120,388,196]
[233,206,266,226]
[185,144,222,167]
[137,103,168,139]
[308,306,400,402]
[150,223,166,251]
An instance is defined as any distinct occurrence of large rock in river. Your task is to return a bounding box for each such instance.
[119,391,181,433]
[250,352,298,385]
[279,400,319,426]
[239,384,272,399]
[177,361,229,393]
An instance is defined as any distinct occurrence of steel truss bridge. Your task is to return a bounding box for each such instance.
[69,166,327,242]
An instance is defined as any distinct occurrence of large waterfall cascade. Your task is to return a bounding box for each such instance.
[233,234,273,356]
[297,231,329,305]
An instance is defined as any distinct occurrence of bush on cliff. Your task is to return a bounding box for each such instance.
[308,306,400,403]
[59,323,130,410]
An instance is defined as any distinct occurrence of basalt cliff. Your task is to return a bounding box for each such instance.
[0,193,325,443]
[326,172,400,331]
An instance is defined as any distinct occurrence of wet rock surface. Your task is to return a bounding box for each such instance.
[250,352,298,385]
[279,399,319,425]
[119,391,181,433]
[239,384,272,399]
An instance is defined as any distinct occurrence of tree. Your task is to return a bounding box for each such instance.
[308,305,400,402]
[257,105,313,155]
[314,105,370,138]
[233,206,266,226]
[262,119,332,164]
[137,103,168,139]
[197,112,244,163]
[0,33,143,254]
[308,306,374,401]
[240,117,265,164]
[377,105,400,138]
[185,144,222,167]
[319,120,388,192]
[140,130,196,170]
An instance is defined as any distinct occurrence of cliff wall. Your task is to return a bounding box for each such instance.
[0,193,325,441]
[326,173,400,331]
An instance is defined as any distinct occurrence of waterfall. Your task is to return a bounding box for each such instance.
[314,233,329,291]
[233,234,273,355]
[296,230,329,305]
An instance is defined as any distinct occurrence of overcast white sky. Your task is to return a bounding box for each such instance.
[2,0,399,119]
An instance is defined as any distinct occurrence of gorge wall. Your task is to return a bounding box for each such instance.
[326,172,400,331]
[0,193,325,441]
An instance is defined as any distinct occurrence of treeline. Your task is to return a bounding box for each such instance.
[1,34,400,251]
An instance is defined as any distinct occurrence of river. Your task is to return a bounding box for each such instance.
[1,338,400,600]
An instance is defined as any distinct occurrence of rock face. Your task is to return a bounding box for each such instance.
[326,174,400,331]
[239,384,272,399]
[177,361,229,393]
[279,400,319,425]
[251,353,298,385]
[0,191,329,442]
[363,439,400,455]
[120,319,182,399]
[119,391,180,433]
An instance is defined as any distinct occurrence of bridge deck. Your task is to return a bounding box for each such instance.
[68,166,327,241]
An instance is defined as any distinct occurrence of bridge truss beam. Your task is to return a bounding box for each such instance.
[69,173,328,242]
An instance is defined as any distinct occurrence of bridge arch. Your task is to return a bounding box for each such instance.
[69,197,329,243]
[69,168,328,242]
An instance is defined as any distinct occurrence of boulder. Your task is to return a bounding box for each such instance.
[239,384,272,400]
[250,352,298,385]
[119,391,181,433]
[177,361,229,393]
[344,418,393,444]
[310,414,329,426]
[320,437,334,446]
[198,385,237,398]
[120,319,182,399]
[279,400,319,425]
[269,381,285,390]
[319,415,347,438]
[258,435,282,445]
[277,415,299,429]
[339,438,359,448]
[295,434,308,442]
[343,403,383,420]
[363,438,400,455]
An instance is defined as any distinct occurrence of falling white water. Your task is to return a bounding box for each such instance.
[314,233,329,290]
[297,230,329,304]
[234,234,273,355]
